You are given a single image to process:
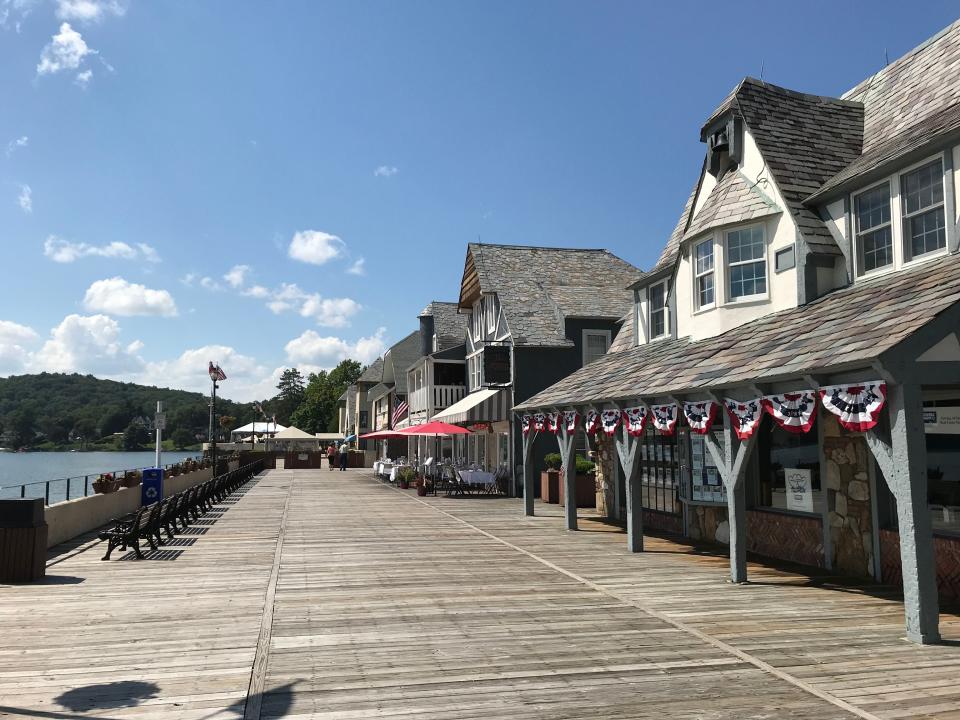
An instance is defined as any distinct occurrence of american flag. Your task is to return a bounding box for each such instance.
[391,399,408,428]
[208,362,227,381]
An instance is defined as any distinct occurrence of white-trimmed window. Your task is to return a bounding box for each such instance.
[485,294,497,333]
[582,330,611,365]
[472,300,482,339]
[468,355,482,390]
[648,281,668,339]
[854,182,893,275]
[693,239,715,309]
[726,226,766,300]
[901,158,946,261]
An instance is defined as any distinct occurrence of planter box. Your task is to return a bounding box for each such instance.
[540,471,560,503]
[558,473,597,508]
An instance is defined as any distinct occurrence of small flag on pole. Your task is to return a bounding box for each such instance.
[208,362,227,381]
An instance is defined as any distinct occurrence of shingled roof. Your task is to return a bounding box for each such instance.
[419,301,467,351]
[358,357,383,384]
[810,19,960,202]
[383,331,422,393]
[683,170,781,241]
[462,244,639,348]
[516,252,960,410]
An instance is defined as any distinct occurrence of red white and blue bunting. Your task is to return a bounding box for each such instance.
[532,413,547,433]
[546,412,560,435]
[651,403,679,435]
[601,409,622,436]
[724,398,763,440]
[762,392,818,434]
[584,410,601,434]
[624,406,648,437]
[521,415,533,436]
[682,401,719,435]
[563,410,580,434]
[819,381,886,432]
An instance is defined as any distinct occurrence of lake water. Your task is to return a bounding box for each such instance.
[0,451,202,504]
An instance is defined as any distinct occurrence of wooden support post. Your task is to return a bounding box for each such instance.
[865,383,940,644]
[614,417,644,552]
[703,408,757,584]
[556,412,577,531]
[522,428,537,517]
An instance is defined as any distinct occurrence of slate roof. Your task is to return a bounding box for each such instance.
[466,244,639,347]
[384,331,422,393]
[683,170,781,240]
[607,314,633,353]
[516,253,960,409]
[419,301,467,351]
[358,357,383,384]
[810,19,960,202]
[367,383,391,404]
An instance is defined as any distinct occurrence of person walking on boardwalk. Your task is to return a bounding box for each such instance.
[338,441,349,471]
[326,443,336,471]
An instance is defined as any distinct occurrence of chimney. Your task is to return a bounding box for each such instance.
[420,312,434,356]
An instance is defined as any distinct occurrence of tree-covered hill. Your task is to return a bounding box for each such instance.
[0,373,256,449]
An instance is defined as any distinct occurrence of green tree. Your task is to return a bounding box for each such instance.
[120,421,151,450]
[274,368,306,424]
[288,359,363,433]
[171,428,194,449]
[72,418,97,448]
[40,414,73,445]
[6,407,37,448]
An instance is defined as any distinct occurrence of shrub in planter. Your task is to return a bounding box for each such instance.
[574,455,596,475]
[416,476,430,496]
[543,453,562,471]
[398,466,417,490]
[168,463,181,477]
[93,472,120,494]
[119,469,141,488]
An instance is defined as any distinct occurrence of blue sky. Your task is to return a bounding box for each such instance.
[1,1,957,401]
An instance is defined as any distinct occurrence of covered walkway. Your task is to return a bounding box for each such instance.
[1,469,959,719]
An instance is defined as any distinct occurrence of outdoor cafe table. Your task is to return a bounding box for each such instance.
[389,464,410,482]
[458,469,495,487]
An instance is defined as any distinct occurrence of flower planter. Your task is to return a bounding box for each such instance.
[540,470,560,503]
[416,482,429,497]
[92,480,120,494]
[398,480,409,490]
[557,473,597,508]
[119,475,140,488]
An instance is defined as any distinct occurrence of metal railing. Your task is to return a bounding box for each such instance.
[0,455,206,506]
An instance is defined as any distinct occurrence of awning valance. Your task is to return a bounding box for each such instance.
[431,387,510,425]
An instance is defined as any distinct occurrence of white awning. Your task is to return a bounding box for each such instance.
[431,387,511,424]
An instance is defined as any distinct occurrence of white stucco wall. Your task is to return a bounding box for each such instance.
[953,144,960,227]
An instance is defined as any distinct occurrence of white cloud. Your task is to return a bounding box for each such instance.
[0,319,39,374]
[243,284,270,299]
[223,264,250,289]
[17,184,31,213]
[262,283,360,327]
[34,313,144,375]
[347,257,366,276]
[43,235,159,263]
[287,230,345,266]
[199,276,221,291]
[82,277,178,317]
[74,68,92,87]
[56,0,125,22]
[5,135,28,157]
[139,345,274,401]
[373,165,398,177]
[285,327,387,367]
[37,23,96,77]
[180,273,196,286]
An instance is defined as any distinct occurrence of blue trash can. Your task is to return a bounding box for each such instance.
[141,467,164,506]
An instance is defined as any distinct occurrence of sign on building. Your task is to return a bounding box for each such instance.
[785,468,813,513]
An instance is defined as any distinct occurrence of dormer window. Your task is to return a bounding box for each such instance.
[693,239,715,309]
[901,158,946,261]
[726,226,767,300]
[649,280,669,339]
[854,183,893,275]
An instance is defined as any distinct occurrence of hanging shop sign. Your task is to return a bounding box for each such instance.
[819,381,886,432]
[546,412,560,435]
[762,392,817,434]
[468,422,491,433]
[784,468,814,513]
[600,409,622,436]
[724,398,763,440]
[624,405,648,436]
[650,403,679,435]
[682,401,718,435]
[584,409,601,434]
[563,410,580,433]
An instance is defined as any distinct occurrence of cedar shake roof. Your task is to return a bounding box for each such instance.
[358,357,383,384]
[811,19,960,202]
[516,253,960,409]
[683,170,781,240]
[463,244,639,348]
[419,301,467,351]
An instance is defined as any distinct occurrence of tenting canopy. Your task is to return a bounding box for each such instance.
[431,387,510,424]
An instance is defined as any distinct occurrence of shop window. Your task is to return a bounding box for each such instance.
[756,419,821,514]
[638,425,680,514]
[690,431,726,503]
[924,398,960,534]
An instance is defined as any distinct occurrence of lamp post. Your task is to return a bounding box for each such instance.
[208,362,226,474]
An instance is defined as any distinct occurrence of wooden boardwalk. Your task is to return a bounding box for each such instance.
[1,468,959,719]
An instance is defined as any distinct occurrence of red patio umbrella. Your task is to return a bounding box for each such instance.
[359,429,409,439]
[398,421,470,435]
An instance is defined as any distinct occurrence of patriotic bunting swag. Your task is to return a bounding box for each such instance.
[532,413,547,433]
[563,410,580,434]
[546,412,560,435]
[624,406,648,436]
[762,392,817,434]
[724,398,763,440]
[651,403,679,435]
[584,410,601,434]
[819,381,887,432]
[521,415,533,436]
[682,401,718,435]
[600,409,622,436]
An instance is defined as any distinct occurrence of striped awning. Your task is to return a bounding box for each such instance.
[431,387,511,425]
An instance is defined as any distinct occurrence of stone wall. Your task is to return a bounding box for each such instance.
[687,505,728,544]
[823,415,875,578]
[593,434,618,519]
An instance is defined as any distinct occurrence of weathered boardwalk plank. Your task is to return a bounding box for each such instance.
[0,468,957,719]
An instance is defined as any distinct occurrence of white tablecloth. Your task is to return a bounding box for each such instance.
[390,465,410,482]
[458,470,495,486]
